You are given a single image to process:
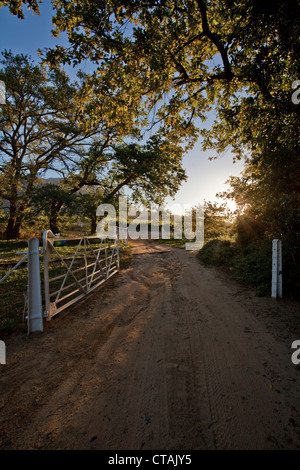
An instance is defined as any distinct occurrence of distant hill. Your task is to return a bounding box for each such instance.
[42,177,62,185]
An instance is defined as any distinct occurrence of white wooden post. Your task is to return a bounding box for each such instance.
[271,239,282,299]
[0,340,6,364]
[27,237,43,333]
[116,237,120,269]
[43,231,50,320]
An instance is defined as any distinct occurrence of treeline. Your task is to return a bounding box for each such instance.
[1,1,299,298]
[199,194,300,299]
[0,52,187,239]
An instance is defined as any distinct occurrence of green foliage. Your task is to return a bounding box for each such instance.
[198,237,300,299]
[203,200,231,241]
[46,0,300,152]
[157,237,187,249]
[231,243,272,297]
[219,159,300,297]
[0,0,40,19]
[197,239,236,267]
[1,52,187,239]
[109,137,187,207]
[0,238,133,334]
[0,241,29,332]
[1,2,299,304]
[119,244,132,269]
[0,51,115,239]
[197,238,271,296]
[44,2,300,302]
[235,216,266,249]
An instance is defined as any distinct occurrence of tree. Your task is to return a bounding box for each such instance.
[31,136,187,234]
[45,0,300,245]
[203,200,230,240]
[46,0,299,139]
[0,52,119,238]
[218,158,300,298]
[65,188,106,235]
[105,136,186,207]
[43,0,300,296]
[31,183,74,234]
[0,0,40,18]
[1,49,189,238]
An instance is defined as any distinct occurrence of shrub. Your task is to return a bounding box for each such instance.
[198,239,272,296]
[197,239,237,267]
[232,242,272,296]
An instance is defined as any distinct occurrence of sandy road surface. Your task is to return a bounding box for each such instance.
[0,239,299,450]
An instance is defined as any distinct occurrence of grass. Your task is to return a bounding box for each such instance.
[156,236,189,249]
[0,238,132,334]
[119,243,132,268]
[0,241,30,333]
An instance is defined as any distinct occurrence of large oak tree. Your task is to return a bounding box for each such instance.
[0,52,121,238]
[45,0,300,276]
[0,52,187,237]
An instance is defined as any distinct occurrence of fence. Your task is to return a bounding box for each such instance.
[0,237,43,334]
[0,231,120,334]
[43,230,119,320]
[1,234,283,334]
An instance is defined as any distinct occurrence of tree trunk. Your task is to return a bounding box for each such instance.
[49,213,59,234]
[5,217,21,239]
[4,201,23,239]
[49,201,63,234]
[90,215,97,235]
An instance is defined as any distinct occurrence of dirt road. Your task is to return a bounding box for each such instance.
[0,240,299,450]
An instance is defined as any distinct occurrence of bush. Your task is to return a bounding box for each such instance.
[198,239,272,296]
[232,242,272,296]
[197,239,237,267]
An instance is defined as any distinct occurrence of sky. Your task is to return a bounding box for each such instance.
[0,0,245,212]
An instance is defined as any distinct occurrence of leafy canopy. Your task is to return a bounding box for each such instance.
[45,0,300,158]
[0,0,40,18]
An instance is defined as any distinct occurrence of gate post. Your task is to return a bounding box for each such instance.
[271,239,282,299]
[27,237,43,333]
[116,238,120,269]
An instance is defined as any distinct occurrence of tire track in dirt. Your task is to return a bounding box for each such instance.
[0,239,299,450]
[165,249,298,449]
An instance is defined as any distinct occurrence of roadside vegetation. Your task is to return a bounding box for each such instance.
[0,2,299,329]
[0,238,132,333]
[197,203,299,299]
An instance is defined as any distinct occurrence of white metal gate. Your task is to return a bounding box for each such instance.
[43,230,119,319]
[0,237,43,334]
